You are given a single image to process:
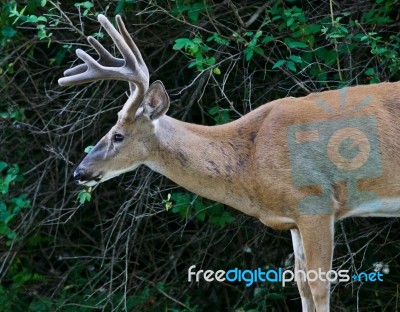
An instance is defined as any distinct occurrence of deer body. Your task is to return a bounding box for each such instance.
[59,15,400,312]
[147,83,400,227]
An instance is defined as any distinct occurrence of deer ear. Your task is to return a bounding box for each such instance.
[142,81,170,120]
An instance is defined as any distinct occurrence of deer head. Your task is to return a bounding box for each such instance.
[59,15,170,187]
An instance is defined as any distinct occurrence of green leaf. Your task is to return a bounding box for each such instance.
[286,17,294,27]
[3,211,13,224]
[7,232,16,240]
[209,211,234,227]
[188,10,198,23]
[75,1,94,9]
[254,46,264,56]
[261,35,274,44]
[373,47,387,55]
[254,30,263,39]
[196,210,206,221]
[189,43,199,54]
[7,63,14,74]
[195,51,203,63]
[316,48,337,66]
[171,4,190,15]
[208,106,219,115]
[192,2,206,10]
[78,190,91,204]
[207,56,215,65]
[213,67,221,75]
[37,16,47,22]
[41,0,47,7]
[305,24,321,34]
[370,76,380,84]
[171,192,191,215]
[84,145,94,153]
[10,194,30,213]
[365,68,375,75]
[26,15,39,23]
[272,59,286,69]
[173,38,191,50]
[83,1,94,9]
[245,49,253,61]
[188,61,197,69]
[192,37,202,44]
[0,162,7,172]
[286,60,297,72]
[1,26,17,39]
[285,39,308,49]
[289,55,303,63]
[207,32,228,45]
[37,29,47,40]
[0,223,11,235]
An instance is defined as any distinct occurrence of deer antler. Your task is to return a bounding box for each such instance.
[58,14,149,121]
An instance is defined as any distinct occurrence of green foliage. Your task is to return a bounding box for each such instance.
[173,36,217,71]
[163,193,173,211]
[84,145,94,153]
[74,1,94,16]
[8,0,55,42]
[208,105,231,125]
[0,259,47,311]
[0,162,30,244]
[0,107,25,122]
[171,0,210,24]
[170,0,400,81]
[77,189,92,204]
[242,31,265,61]
[272,2,396,84]
[170,192,235,227]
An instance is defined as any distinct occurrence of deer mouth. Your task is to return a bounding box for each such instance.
[73,169,103,186]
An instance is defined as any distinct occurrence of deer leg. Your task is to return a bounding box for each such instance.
[297,215,334,312]
[291,228,316,312]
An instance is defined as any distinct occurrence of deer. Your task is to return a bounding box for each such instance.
[58,14,400,312]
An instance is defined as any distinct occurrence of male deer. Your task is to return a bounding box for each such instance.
[59,15,400,312]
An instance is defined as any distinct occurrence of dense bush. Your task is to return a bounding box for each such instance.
[1,0,399,311]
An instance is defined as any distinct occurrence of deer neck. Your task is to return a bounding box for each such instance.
[145,115,259,216]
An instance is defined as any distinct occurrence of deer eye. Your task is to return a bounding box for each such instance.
[113,133,124,143]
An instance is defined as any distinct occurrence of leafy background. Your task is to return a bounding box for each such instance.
[1,0,400,311]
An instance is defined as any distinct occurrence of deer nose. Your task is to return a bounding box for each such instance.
[73,169,85,184]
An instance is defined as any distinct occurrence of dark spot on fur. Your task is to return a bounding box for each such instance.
[177,150,188,166]
[206,160,221,174]
[237,159,246,170]
[249,132,257,143]
[225,164,233,174]
[220,147,229,159]
[383,97,400,116]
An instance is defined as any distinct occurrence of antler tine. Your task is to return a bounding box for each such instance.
[58,14,150,120]
[62,36,125,78]
[115,15,149,97]
[115,15,147,74]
